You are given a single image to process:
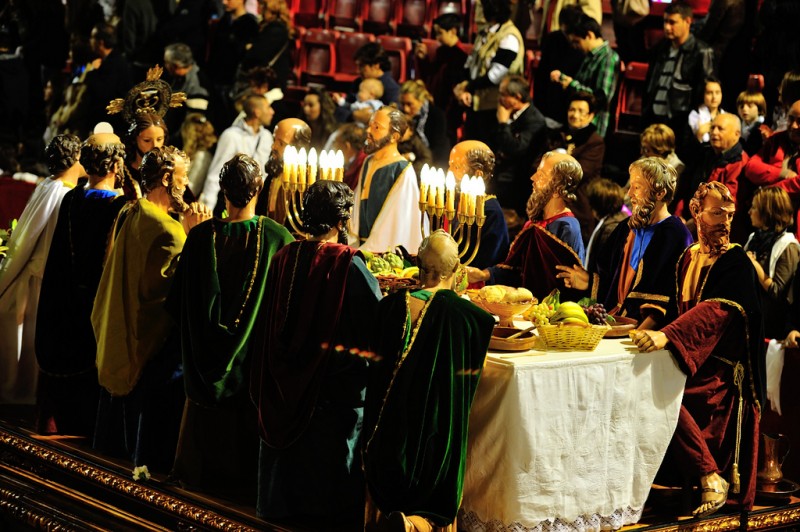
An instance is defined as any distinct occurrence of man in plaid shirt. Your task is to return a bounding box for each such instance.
[550,14,620,137]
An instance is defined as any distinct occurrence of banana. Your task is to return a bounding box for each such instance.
[561,317,590,326]
[549,301,589,324]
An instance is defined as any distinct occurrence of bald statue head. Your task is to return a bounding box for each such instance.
[709,113,741,154]
[266,118,312,178]
[449,140,495,182]
[418,229,460,286]
[80,132,125,186]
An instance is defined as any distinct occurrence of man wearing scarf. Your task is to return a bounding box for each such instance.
[467,151,585,302]
[166,154,293,501]
[250,180,381,529]
[556,157,692,328]
[92,146,211,471]
[632,182,764,518]
[676,113,750,243]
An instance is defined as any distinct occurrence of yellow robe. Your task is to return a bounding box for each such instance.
[92,198,186,396]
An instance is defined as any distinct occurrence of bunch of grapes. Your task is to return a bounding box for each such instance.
[583,303,610,325]
[526,302,556,327]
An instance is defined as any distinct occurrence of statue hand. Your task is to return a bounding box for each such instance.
[555,264,589,291]
[631,329,668,353]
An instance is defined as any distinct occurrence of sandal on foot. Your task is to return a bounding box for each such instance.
[693,477,729,518]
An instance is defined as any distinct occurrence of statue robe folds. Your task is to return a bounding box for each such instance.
[167,216,293,408]
[660,244,765,509]
[490,223,585,301]
[250,240,381,527]
[36,186,126,435]
[0,178,72,404]
[352,158,422,253]
[165,216,292,501]
[92,198,186,396]
[594,215,693,322]
[364,289,494,526]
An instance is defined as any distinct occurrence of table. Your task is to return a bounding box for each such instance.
[459,337,686,532]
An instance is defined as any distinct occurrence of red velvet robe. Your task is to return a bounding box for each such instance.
[661,244,764,509]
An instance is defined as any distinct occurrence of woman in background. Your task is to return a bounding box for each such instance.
[302,88,338,150]
[745,187,800,339]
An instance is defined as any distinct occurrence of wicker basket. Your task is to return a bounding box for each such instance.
[376,275,420,294]
[538,322,611,351]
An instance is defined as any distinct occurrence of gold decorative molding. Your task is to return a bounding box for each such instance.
[0,486,74,530]
[0,428,260,531]
[748,506,800,529]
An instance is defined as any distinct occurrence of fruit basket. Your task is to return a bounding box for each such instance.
[471,299,534,327]
[538,322,611,351]
[376,275,420,293]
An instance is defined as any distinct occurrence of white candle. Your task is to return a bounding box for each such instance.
[445,170,456,212]
[307,147,317,186]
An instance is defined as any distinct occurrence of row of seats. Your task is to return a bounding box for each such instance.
[293,27,472,86]
[291,0,472,40]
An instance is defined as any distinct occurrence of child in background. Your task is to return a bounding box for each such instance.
[689,77,725,143]
[737,90,767,156]
[335,78,384,126]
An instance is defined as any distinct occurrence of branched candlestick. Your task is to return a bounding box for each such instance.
[419,165,486,266]
[281,146,345,235]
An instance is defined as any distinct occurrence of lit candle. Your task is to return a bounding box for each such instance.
[445,170,455,212]
[427,169,436,209]
[459,175,469,216]
[475,176,486,218]
[282,146,294,184]
[335,150,345,181]
[318,150,328,182]
[297,147,307,185]
[307,148,317,186]
[420,164,430,204]
[435,168,445,209]
[467,176,477,216]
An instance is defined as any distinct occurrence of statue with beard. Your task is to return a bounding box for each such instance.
[351,106,423,253]
[466,151,587,301]
[256,118,312,223]
[92,146,211,473]
[556,157,692,329]
[632,181,765,518]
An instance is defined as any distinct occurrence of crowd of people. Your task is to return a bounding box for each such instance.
[1,0,800,528]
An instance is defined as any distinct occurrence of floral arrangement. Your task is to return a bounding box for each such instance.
[132,465,151,482]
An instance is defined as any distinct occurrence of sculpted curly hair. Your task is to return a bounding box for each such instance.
[46,134,82,175]
[219,154,263,208]
[550,155,583,202]
[689,181,735,219]
[465,147,495,181]
[80,138,126,177]
[301,180,354,237]
[139,145,189,194]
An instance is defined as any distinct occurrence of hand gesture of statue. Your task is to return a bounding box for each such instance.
[630,329,668,353]
[555,263,589,291]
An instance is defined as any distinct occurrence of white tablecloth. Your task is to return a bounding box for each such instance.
[459,337,686,532]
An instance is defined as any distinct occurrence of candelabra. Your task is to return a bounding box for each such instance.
[280,146,345,234]
[418,164,486,266]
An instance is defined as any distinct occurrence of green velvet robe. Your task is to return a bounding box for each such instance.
[364,289,494,525]
[166,216,293,408]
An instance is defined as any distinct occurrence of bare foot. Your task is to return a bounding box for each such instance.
[693,472,728,518]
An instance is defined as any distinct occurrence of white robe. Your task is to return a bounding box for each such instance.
[351,162,423,254]
[0,178,72,404]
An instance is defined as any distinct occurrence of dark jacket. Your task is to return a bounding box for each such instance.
[643,35,715,121]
